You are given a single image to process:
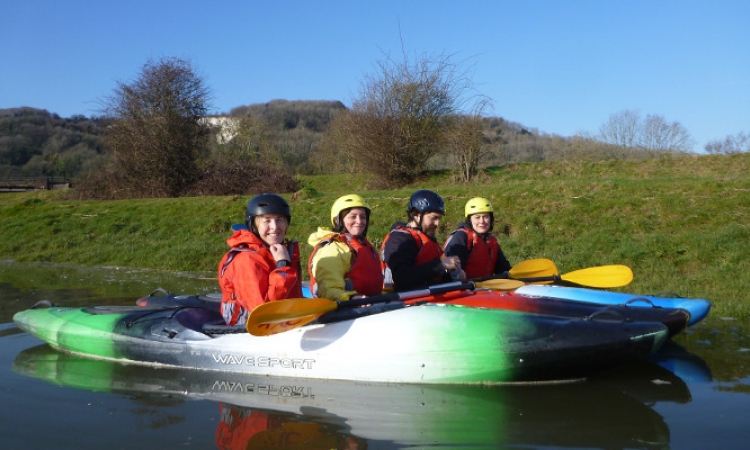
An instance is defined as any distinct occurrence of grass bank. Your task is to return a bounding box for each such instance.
[2,153,748,317]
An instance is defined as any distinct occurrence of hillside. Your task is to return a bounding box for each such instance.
[1,103,559,179]
[1,153,748,318]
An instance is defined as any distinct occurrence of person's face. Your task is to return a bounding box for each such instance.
[342,208,368,237]
[254,214,288,245]
[418,212,443,236]
[470,213,492,234]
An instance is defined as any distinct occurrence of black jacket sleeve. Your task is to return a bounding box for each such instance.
[443,227,470,268]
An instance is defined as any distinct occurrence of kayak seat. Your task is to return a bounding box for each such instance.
[175,307,224,333]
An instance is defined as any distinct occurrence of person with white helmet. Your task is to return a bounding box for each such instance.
[381,189,466,292]
[443,197,511,280]
[218,193,303,326]
[307,194,384,301]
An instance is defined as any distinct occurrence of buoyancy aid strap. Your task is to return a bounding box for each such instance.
[219,247,257,278]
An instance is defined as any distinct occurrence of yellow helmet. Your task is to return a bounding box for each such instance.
[465,197,493,220]
[331,194,371,226]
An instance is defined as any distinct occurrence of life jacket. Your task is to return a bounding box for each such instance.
[458,226,501,279]
[308,232,384,297]
[381,224,444,287]
[219,230,302,325]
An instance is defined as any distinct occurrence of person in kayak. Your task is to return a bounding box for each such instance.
[307,194,384,301]
[443,197,512,279]
[218,193,303,326]
[381,189,466,292]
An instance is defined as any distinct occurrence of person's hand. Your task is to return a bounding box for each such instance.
[269,243,291,263]
[440,255,462,272]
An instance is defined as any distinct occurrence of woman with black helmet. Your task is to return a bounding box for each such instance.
[444,197,512,279]
[381,189,466,292]
[307,194,384,301]
[218,193,303,326]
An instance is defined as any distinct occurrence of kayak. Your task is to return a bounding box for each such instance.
[13,344,688,448]
[137,288,691,337]
[13,301,668,384]
[515,284,711,326]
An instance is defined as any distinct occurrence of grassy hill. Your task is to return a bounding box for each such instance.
[1,153,748,317]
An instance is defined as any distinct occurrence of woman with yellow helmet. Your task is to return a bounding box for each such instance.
[307,194,384,301]
[443,197,512,279]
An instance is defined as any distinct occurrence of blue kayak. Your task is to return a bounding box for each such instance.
[515,285,711,326]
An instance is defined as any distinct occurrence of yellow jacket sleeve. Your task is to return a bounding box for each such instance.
[310,239,356,301]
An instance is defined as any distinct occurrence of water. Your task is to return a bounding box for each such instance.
[1,261,749,449]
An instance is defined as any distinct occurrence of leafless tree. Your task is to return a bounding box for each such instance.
[599,109,693,153]
[598,109,641,149]
[328,52,488,187]
[99,57,212,198]
[640,114,693,152]
[705,131,749,154]
[446,112,489,182]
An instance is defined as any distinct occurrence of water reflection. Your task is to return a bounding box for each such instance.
[13,344,700,449]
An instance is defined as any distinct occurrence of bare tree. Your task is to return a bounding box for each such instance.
[640,114,693,152]
[329,52,487,187]
[446,112,489,182]
[705,131,749,154]
[598,109,640,148]
[599,109,693,153]
[99,57,212,198]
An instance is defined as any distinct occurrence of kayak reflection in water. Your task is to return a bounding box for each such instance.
[215,403,365,450]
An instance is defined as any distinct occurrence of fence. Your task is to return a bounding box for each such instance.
[0,177,71,192]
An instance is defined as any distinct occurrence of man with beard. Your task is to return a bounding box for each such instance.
[381,189,466,292]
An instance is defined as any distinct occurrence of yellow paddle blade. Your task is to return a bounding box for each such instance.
[475,279,526,290]
[509,258,558,279]
[246,298,337,336]
[560,265,634,288]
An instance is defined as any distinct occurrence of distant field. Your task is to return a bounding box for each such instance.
[1,153,748,317]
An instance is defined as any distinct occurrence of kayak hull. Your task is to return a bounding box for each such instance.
[515,284,711,326]
[13,303,668,384]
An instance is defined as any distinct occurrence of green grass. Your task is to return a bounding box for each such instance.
[2,153,749,317]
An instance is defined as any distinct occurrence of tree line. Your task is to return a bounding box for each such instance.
[3,55,744,199]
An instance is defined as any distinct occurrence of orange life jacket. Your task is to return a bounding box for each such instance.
[381,224,444,286]
[308,233,384,297]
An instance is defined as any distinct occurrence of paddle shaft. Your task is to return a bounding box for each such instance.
[336,280,477,309]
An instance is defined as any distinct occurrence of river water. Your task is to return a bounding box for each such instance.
[1,261,749,449]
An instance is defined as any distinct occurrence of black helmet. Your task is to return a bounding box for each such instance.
[408,190,445,216]
[245,194,291,228]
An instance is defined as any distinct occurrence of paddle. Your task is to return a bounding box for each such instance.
[511,264,634,288]
[504,258,558,279]
[246,278,524,336]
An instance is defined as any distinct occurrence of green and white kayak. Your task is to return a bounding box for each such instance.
[13,302,668,384]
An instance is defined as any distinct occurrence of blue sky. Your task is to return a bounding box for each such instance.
[2,1,747,151]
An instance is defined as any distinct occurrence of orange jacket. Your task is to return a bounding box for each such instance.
[218,228,302,326]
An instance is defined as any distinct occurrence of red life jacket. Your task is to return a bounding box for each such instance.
[308,233,384,297]
[381,224,444,284]
[460,227,501,279]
